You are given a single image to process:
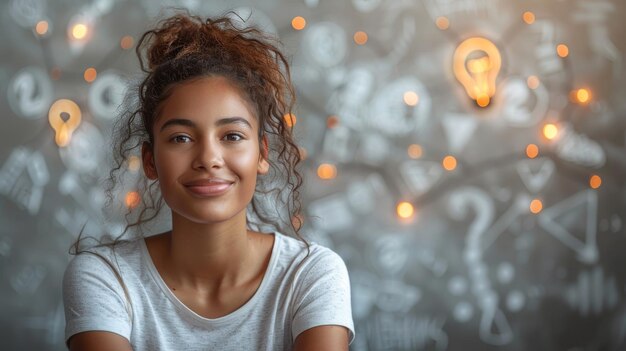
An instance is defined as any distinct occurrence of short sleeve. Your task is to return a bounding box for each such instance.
[291,248,355,345]
[62,250,132,347]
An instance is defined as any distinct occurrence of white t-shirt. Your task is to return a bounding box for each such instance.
[62,232,355,350]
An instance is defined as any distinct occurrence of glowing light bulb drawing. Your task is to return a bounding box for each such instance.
[48,99,82,147]
[453,37,502,107]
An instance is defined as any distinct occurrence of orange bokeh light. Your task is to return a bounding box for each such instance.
[543,123,559,140]
[84,67,97,83]
[523,11,535,24]
[125,191,141,209]
[317,163,337,180]
[526,144,539,159]
[71,23,88,40]
[557,44,569,58]
[589,175,602,189]
[292,16,306,30]
[354,31,368,45]
[408,144,423,159]
[436,16,450,30]
[284,113,297,127]
[120,35,134,49]
[403,91,419,106]
[529,199,543,214]
[527,75,540,89]
[397,201,415,219]
[442,155,457,171]
[35,21,49,35]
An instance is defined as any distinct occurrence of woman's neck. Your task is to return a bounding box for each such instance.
[162,209,260,294]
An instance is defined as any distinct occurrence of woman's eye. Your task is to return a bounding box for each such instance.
[225,133,244,142]
[171,135,191,143]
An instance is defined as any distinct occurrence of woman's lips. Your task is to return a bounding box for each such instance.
[184,182,233,196]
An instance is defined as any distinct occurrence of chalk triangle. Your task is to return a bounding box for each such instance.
[442,113,478,153]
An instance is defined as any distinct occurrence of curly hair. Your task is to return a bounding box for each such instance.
[71,11,308,254]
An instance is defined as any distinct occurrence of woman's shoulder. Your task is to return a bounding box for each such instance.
[274,232,347,272]
[66,236,144,272]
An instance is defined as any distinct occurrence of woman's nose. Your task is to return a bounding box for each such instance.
[192,139,224,169]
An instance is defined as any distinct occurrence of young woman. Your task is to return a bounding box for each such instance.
[62,13,354,350]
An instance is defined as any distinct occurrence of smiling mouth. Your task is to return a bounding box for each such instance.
[184,183,233,197]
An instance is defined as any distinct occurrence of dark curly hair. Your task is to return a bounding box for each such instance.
[71,11,308,254]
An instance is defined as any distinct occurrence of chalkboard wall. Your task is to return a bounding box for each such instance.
[1,0,625,350]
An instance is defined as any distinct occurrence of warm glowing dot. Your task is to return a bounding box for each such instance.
[125,191,141,209]
[354,31,368,45]
[50,67,61,80]
[571,88,591,105]
[120,35,134,49]
[556,44,569,58]
[403,91,419,106]
[523,11,535,24]
[72,23,88,40]
[291,16,306,30]
[397,201,415,219]
[284,113,297,127]
[543,123,559,140]
[127,155,141,172]
[317,163,337,180]
[526,144,539,159]
[589,175,602,189]
[327,115,339,129]
[83,67,97,83]
[476,95,490,107]
[529,199,543,214]
[442,155,457,171]
[435,16,450,30]
[527,75,540,89]
[408,144,423,159]
[35,21,49,35]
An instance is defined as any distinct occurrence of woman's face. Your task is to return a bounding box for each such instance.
[142,76,269,224]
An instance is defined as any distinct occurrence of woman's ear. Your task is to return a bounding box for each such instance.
[141,142,158,180]
[258,135,270,175]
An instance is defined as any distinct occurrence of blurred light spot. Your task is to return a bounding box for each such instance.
[120,35,134,50]
[442,155,457,171]
[127,155,141,172]
[526,144,539,159]
[354,31,368,45]
[125,191,141,209]
[542,123,558,140]
[72,23,88,40]
[84,67,97,83]
[327,115,339,129]
[283,113,296,127]
[571,88,591,105]
[408,144,423,159]
[403,91,419,106]
[317,163,337,179]
[397,201,414,219]
[292,16,306,30]
[35,21,48,35]
[556,44,569,58]
[529,198,543,214]
[589,174,602,189]
[523,11,535,24]
[436,16,449,30]
[527,75,540,90]
[476,95,490,107]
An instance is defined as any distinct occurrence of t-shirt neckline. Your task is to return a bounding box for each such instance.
[139,232,280,326]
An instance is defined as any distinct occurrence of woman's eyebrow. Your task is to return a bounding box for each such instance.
[159,117,252,132]
[160,118,195,131]
[215,116,252,129]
